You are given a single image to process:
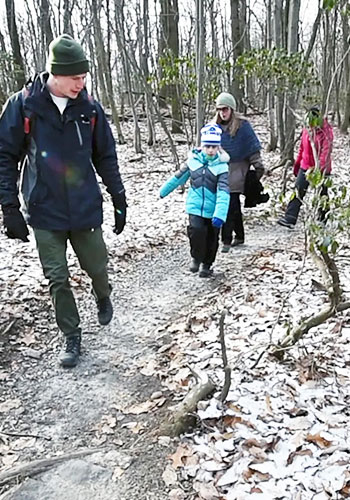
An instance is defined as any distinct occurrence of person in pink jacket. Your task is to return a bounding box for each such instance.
[278,107,333,229]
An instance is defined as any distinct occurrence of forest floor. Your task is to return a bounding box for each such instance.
[1,118,350,500]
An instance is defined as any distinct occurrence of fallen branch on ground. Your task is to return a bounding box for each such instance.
[0,447,106,487]
[272,245,349,359]
[0,430,51,441]
[159,370,215,437]
[219,310,231,403]
[0,319,17,337]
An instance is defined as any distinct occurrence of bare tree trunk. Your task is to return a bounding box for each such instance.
[340,2,350,133]
[283,0,300,162]
[243,0,254,102]
[91,0,125,144]
[274,0,285,152]
[90,0,108,108]
[103,0,125,142]
[115,0,142,151]
[304,6,322,62]
[5,0,26,89]
[87,33,99,100]
[195,0,205,145]
[159,0,182,133]
[230,0,245,111]
[209,0,219,59]
[63,0,74,35]
[23,0,40,71]
[266,0,277,151]
[40,0,54,55]
[0,29,9,103]
[321,11,332,114]
[142,0,155,146]
[124,48,180,168]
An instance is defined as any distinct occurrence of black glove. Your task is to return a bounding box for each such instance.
[2,206,29,242]
[112,192,127,236]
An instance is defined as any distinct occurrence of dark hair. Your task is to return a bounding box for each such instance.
[309,106,320,117]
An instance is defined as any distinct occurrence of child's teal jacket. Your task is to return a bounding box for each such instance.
[160,149,230,221]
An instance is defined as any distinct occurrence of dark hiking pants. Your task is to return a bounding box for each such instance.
[34,227,110,337]
[221,192,244,245]
[284,169,328,225]
[187,215,220,265]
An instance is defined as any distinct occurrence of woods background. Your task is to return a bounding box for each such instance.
[0,0,349,161]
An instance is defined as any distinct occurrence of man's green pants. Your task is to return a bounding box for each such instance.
[34,227,110,337]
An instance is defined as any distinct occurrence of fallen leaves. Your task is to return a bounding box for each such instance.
[306,433,333,449]
[287,447,313,465]
[162,465,177,486]
[169,444,193,469]
[0,399,22,413]
[123,395,165,415]
[159,181,350,497]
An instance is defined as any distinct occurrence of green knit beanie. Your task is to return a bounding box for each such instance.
[46,34,89,75]
[216,92,237,111]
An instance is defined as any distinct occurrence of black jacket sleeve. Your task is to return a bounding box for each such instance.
[0,92,27,207]
[91,101,126,202]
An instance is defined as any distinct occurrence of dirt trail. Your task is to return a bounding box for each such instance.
[0,215,296,500]
[0,243,224,499]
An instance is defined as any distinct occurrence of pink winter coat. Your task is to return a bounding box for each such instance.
[293,119,333,176]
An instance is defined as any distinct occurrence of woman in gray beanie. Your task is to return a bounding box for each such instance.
[214,92,265,252]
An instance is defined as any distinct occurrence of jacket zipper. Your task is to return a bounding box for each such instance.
[75,121,83,146]
[201,167,206,216]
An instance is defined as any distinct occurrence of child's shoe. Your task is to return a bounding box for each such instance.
[189,258,200,273]
[232,237,244,247]
[199,263,213,278]
[221,244,230,253]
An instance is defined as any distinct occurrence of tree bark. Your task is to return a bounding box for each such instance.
[142,0,155,145]
[40,0,54,55]
[159,0,182,133]
[92,0,125,143]
[5,0,26,90]
[115,0,142,150]
[283,0,300,162]
[230,0,245,111]
[63,0,74,35]
[274,0,285,152]
[195,0,205,145]
[340,2,350,133]
[266,0,278,151]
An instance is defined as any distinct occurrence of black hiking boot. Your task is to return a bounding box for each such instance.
[189,258,200,273]
[277,217,295,229]
[59,335,81,368]
[97,296,113,325]
[199,263,213,278]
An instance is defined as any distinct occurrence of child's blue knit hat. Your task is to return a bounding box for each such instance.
[200,123,222,145]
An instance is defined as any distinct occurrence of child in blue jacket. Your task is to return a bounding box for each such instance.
[160,124,230,277]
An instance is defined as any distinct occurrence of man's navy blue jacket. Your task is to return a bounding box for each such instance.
[0,72,125,231]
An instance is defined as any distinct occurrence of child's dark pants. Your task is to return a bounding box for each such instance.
[187,215,219,265]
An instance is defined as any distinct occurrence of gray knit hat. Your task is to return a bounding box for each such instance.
[216,92,237,110]
[46,34,89,75]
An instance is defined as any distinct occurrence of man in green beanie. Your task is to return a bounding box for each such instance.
[0,34,127,368]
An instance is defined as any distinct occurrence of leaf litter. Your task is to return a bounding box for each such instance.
[154,125,350,499]
[0,118,349,499]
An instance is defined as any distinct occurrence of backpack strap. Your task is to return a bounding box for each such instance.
[87,94,97,133]
[22,83,34,137]
[22,84,96,137]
